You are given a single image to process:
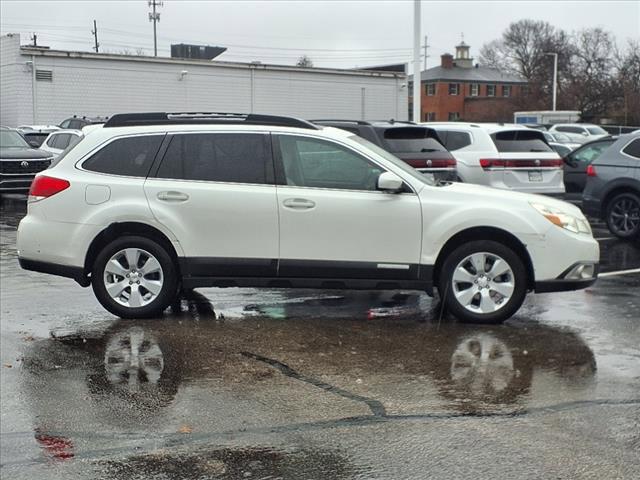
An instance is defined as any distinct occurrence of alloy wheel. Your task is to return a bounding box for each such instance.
[609,197,640,235]
[451,252,515,314]
[103,248,164,308]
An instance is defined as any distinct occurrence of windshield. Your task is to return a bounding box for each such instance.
[380,127,447,153]
[0,130,30,148]
[551,132,572,143]
[587,126,607,135]
[348,134,434,186]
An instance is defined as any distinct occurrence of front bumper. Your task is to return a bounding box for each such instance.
[535,262,599,293]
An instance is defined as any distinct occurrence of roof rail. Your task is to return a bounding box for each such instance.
[104,112,320,130]
[310,119,372,126]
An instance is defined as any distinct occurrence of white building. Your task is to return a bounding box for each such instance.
[0,34,408,128]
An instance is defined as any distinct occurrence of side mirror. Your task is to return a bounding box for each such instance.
[582,132,589,136]
[377,171,403,192]
[28,140,40,148]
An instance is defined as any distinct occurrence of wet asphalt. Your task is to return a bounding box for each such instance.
[0,193,639,480]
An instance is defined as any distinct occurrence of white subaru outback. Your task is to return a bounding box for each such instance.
[17,112,599,324]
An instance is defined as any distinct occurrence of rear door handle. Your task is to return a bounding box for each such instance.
[157,191,189,202]
[282,198,316,210]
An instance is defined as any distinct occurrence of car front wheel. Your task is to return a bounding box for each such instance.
[606,192,640,239]
[439,240,527,324]
[92,236,178,318]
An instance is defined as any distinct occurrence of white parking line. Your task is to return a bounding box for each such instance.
[599,268,640,278]
[595,237,616,241]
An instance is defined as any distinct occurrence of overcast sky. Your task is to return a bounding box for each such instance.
[1,0,638,70]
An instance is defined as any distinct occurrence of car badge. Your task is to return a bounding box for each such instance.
[21,161,29,168]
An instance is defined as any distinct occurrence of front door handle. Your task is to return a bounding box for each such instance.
[157,191,189,202]
[283,198,316,210]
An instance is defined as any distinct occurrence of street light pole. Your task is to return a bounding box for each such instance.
[545,52,558,111]
[412,0,421,122]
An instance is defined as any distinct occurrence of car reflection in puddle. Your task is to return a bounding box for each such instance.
[21,289,597,463]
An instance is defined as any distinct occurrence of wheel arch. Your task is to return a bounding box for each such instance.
[84,222,181,282]
[433,226,536,291]
[600,183,640,218]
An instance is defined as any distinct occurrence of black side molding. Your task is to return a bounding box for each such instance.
[18,258,90,287]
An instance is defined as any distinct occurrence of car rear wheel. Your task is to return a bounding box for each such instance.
[606,192,640,239]
[92,236,178,318]
[438,240,527,324]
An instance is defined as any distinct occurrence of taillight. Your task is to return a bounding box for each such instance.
[586,165,597,177]
[28,175,70,202]
[404,158,457,168]
[480,158,563,169]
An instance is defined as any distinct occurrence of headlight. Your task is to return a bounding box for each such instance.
[530,202,592,234]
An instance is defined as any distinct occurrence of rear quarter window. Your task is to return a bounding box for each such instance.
[82,135,164,177]
[622,138,640,159]
[490,130,553,153]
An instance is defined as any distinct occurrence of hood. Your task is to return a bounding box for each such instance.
[0,147,54,160]
[433,182,583,216]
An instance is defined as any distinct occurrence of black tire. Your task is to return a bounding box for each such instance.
[438,240,528,324]
[92,235,178,319]
[605,192,640,239]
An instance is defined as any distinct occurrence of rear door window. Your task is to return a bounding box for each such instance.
[622,138,640,159]
[155,133,271,184]
[83,135,164,177]
[490,130,553,153]
[380,127,446,153]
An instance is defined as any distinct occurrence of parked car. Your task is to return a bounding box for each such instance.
[0,126,54,192]
[18,112,599,324]
[549,142,572,158]
[582,133,640,239]
[563,137,616,195]
[59,115,108,130]
[424,122,564,195]
[548,124,609,144]
[311,120,456,182]
[16,125,60,147]
[40,129,83,158]
[542,131,581,150]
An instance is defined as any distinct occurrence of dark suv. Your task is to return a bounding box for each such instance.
[311,120,456,182]
[0,127,54,192]
[582,134,640,239]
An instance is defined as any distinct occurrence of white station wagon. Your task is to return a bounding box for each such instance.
[17,112,599,324]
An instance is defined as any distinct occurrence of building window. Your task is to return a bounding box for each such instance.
[448,83,459,95]
[487,84,496,97]
[470,84,479,96]
[448,112,460,121]
[426,83,436,96]
[502,85,511,97]
[425,112,436,121]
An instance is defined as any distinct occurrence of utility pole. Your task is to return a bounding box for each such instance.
[148,0,163,57]
[423,35,430,71]
[412,0,421,123]
[91,20,99,53]
[545,52,558,111]
[30,33,37,47]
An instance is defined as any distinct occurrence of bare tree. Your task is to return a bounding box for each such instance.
[564,28,618,120]
[296,55,313,68]
[614,39,640,124]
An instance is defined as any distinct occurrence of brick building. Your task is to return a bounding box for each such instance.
[410,42,528,122]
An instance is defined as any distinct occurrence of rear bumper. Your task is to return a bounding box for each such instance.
[581,196,602,218]
[18,258,89,286]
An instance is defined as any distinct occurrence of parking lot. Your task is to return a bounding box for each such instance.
[0,193,639,479]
